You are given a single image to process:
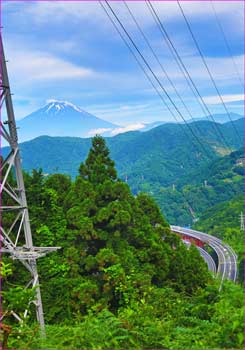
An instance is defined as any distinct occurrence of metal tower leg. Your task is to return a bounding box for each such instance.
[0,35,59,336]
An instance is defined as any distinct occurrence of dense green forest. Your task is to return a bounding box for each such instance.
[145,148,243,225]
[3,118,243,181]
[1,136,244,349]
[3,118,243,226]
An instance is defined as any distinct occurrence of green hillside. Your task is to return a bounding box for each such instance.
[3,118,243,226]
[4,118,243,181]
[3,136,244,349]
[149,148,244,225]
[194,195,244,282]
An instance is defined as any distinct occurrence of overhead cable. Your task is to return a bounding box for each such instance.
[210,0,243,88]
[146,1,232,151]
[99,0,210,158]
[123,0,206,139]
[177,0,242,143]
[101,0,213,158]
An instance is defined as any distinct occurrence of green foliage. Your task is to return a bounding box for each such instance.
[148,148,243,226]
[0,261,12,278]
[0,261,36,323]
[195,195,244,282]
[7,282,244,350]
[79,135,117,184]
[3,136,243,349]
[3,121,243,226]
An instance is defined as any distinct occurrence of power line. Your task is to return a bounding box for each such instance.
[101,0,212,159]
[99,2,179,121]
[99,1,210,158]
[99,2,192,141]
[144,1,209,123]
[146,1,232,152]
[210,0,243,88]
[123,0,206,139]
[100,1,240,223]
[177,0,242,144]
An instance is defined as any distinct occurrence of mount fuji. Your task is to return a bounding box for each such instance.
[17,100,119,142]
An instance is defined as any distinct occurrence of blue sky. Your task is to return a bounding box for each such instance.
[2,0,244,129]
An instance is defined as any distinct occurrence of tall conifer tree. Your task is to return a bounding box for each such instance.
[79,135,117,184]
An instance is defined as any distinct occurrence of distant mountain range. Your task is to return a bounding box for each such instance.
[141,113,243,131]
[153,147,243,226]
[186,112,243,124]
[3,117,243,226]
[4,117,243,182]
[16,100,243,141]
[17,100,119,141]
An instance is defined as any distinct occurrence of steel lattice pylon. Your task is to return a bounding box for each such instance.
[0,35,59,335]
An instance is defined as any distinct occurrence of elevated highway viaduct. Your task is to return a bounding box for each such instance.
[171,226,237,287]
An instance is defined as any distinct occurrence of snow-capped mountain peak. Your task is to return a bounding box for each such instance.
[17,100,119,141]
[44,100,83,114]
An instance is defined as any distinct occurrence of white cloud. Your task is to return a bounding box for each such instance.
[7,48,96,83]
[203,94,244,105]
[86,123,147,137]
[4,1,243,35]
[87,128,113,136]
[156,54,244,83]
[87,102,169,124]
[110,123,145,136]
[3,1,243,126]
[10,2,243,23]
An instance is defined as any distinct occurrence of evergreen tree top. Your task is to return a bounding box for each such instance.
[79,135,117,185]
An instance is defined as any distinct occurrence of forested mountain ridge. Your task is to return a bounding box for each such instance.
[3,136,243,349]
[4,118,242,226]
[194,195,244,282]
[3,118,243,182]
[177,147,244,187]
[15,98,243,141]
[149,148,244,225]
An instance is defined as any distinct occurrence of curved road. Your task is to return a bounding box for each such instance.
[171,226,237,288]
[197,247,216,273]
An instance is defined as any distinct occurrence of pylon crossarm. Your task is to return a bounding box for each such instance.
[1,245,60,260]
[11,247,60,260]
[1,206,25,211]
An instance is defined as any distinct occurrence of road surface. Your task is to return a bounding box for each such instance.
[171,226,237,287]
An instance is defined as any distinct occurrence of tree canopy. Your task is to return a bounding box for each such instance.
[1,136,243,349]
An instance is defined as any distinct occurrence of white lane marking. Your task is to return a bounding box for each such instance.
[171,226,235,287]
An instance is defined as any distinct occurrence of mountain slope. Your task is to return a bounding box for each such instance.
[4,118,243,181]
[141,113,243,131]
[17,100,119,141]
[2,118,244,226]
[151,148,243,225]
[113,118,243,188]
[194,195,244,282]
[189,112,243,124]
